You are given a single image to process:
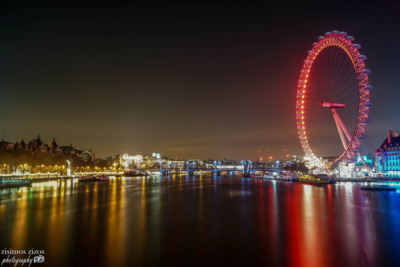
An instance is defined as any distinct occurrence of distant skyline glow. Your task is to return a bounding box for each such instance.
[0,2,399,160]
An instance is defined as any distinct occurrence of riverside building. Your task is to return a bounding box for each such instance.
[375,130,400,177]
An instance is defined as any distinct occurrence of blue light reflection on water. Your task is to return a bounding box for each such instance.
[366,181,400,193]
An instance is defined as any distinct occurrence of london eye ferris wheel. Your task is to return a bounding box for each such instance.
[295,30,371,169]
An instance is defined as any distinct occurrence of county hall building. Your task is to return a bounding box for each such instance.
[375,130,400,177]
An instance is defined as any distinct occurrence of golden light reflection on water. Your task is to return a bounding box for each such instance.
[0,202,4,226]
[130,177,148,265]
[86,182,99,244]
[47,182,66,264]
[11,189,28,249]
[105,178,127,266]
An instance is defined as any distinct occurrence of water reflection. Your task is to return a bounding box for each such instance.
[1,177,400,266]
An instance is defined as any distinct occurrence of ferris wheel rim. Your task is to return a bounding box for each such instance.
[295,31,371,167]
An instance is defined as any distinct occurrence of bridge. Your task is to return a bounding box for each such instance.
[126,167,280,178]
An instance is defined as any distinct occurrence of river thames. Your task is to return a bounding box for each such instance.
[1,176,400,267]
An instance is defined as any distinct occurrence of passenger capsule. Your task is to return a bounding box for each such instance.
[325,32,332,37]
[312,42,318,46]
[353,148,361,153]
[318,36,325,40]
[358,55,367,60]
[332,30,339,34]
[364,102,372,107]
[353,44,361,49]
[358,135,366,140]
[362,118,370,124]
[364,85,373,90]
[346,36,355,41]
[361,69,371,74]
[339,31,347,36]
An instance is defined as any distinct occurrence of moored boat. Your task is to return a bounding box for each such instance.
[299,174,335,184]
[78,176,98,182]
[96,176,109,181]
[124,171,149,177]
[0,178,32,189]
[262,171,298,181]
[361,185,396,191]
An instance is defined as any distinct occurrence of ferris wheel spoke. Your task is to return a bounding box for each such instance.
[332,109,348,150]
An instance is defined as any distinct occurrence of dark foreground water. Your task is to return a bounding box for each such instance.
[1,176,400,267]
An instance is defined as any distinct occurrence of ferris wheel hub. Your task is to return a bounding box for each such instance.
[319,101,345,109]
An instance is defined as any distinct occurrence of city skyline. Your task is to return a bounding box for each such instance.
[0,2,399,159]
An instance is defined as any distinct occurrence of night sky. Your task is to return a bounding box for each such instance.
[0,2,399,160]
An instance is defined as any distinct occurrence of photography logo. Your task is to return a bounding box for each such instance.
[33,255,45,264]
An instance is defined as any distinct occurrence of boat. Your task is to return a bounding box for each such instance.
[78,176,98,182]
[262,173,275,179]
[361,185,396,191]
[299,174,335,184]
[96,176,109,181]
[262,172,298,181]
[124,171,149,177]
[0,179,32,189]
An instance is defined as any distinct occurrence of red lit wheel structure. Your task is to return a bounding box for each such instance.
[296,30,371,168]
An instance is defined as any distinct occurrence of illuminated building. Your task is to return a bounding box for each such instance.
[375,130,400,177]
[152,152,161,159]
[0,135,95,162]
[356,154,373,166]
[120,154,143,170]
